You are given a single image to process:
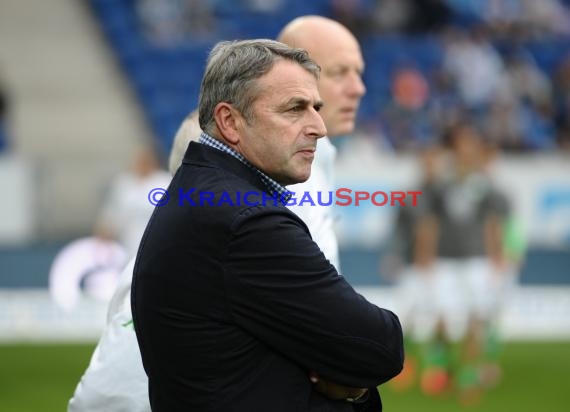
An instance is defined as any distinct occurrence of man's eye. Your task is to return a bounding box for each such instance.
[290,106,303,112]
[328,68,347,77]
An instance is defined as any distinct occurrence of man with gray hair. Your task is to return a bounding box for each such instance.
[132,39,402,411]
[70,20,395,411]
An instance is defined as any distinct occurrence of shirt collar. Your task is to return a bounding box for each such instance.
[199,132,292,204]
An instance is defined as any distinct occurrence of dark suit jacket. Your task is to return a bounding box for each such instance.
[132,142,404,411]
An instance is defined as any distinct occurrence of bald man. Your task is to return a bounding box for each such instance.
[279,15,366,137]
[279,15,366,271]
[69,18,381,412]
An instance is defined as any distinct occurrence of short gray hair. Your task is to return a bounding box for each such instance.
[198,39,320,135]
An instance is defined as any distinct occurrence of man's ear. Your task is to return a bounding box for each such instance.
[213,102,241,145]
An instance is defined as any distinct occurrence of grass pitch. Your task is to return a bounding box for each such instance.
[0,341,568,411]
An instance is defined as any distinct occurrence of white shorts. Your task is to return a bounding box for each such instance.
[431,257,512,340]
[395,265,439,341]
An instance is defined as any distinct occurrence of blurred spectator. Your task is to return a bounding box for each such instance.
[136,0,217,46]
[95,143,171,256]
[479,0,524,37]
[499,50,552,108]
[428,68,465,136]
[496,50,557,149]
[368,0,414,35]
[483,93,526,150]
[446,0,570,38]
[518,0,570,37]
[379,65,435,150]
[442,27,504,109]
[393,65,430,110]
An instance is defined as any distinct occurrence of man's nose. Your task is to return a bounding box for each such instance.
[308,109,328,139]
[348,72,366,98]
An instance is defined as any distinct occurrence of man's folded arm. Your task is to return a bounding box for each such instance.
[226,207,404,388]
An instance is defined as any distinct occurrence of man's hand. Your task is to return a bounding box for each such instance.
[309,372,368,401]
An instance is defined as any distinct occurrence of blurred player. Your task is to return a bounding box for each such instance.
[387,144,444,391]
[415,122,511,401]
[94,144,171,256]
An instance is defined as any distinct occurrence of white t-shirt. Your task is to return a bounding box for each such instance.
[68,138,339,412]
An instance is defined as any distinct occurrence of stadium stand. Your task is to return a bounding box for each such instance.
[88,0,570,153]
